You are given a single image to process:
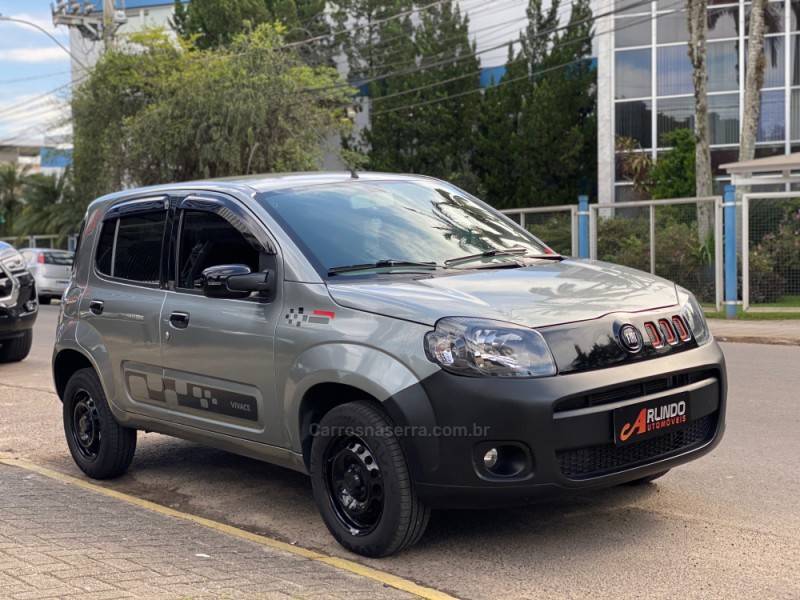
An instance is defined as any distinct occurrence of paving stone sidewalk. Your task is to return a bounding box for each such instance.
[0,464,413,600]
[708,319,800,345]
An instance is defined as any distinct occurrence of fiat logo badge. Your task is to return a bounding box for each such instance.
[619,324,643,353]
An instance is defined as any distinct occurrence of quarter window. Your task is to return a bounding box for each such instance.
[95,211,166,284]
[177,210,260,290]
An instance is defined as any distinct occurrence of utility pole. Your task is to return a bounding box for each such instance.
[103,0,115,49]
[51,1,127,46]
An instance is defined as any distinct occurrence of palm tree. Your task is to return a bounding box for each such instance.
[740,0,769,165]
[0,163,31,236]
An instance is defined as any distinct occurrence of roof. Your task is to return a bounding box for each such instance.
[86,171,437,210]
[720,152,800,175]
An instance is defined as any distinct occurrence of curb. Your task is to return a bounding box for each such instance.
[713,335,800,346]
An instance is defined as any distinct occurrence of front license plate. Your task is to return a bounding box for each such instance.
[613,394,691,446]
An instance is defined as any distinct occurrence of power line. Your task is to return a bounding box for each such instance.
[369,0,685,116]
[0,71,70,85]
[0,15,86,69]
[0,80,76,120]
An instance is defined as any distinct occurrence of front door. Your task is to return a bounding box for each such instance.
[158,193,283,445]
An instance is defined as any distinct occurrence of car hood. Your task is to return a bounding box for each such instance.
[327,259,679,328]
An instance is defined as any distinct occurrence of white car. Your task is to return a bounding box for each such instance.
[20,248,74,304]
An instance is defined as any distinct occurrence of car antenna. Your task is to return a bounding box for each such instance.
[349,168,359,179]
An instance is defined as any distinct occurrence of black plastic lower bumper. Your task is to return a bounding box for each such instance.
[0,275,38,339]
[384,341,726,508]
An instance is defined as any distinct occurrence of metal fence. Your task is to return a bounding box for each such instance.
[501,205,578,257]
[589,197,723,310]
[741,192,800,311]
[0,234,78,251]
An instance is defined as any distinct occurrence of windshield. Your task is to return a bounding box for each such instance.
[257,180,548,275]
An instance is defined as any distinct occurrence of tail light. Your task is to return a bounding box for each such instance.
[37,253,45,264]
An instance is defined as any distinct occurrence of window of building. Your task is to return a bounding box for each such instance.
[791,34,800,84]
[617,0,651,15]
[758,90,786,141]
[746,2,785,35]
[657,45,693,95]
[616,15,653,48]
[657,11,689,44]
[615,49,652,98]
[708,40,739,92]
[709,93,740,144]
[791,89,800,139]
[746,37,785,88]
[657,96,694,145]
[707,6,739,40]
[616,100,653,148]
[177,210,260,290]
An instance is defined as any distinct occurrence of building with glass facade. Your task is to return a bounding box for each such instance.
[597,0,800,203]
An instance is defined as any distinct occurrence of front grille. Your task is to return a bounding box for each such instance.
[554,369,718,413]
[557,413,718,480]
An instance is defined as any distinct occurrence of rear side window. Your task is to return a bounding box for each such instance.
[44,251,73,266]
[177,210,260,290]
[95,211,166,284]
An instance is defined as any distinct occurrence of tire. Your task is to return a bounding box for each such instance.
[38,295,51,305]
[63,368,137,479]
[626,469,670,485]
[310,401,430,557]
[0,330,33,363]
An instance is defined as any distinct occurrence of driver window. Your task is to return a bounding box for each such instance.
[177,210,260,290]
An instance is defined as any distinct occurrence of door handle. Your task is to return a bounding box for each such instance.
[89,300,104,315]
[169,311,190,329]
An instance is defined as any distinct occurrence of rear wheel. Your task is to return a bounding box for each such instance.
[0,330,33,363]
[63,368,136,479]
[310,401,430,557]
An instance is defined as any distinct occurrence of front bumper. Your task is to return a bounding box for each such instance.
[385,341,726,508]
[0,272,38,339]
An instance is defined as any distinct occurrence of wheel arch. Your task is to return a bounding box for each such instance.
[53,348,96,401]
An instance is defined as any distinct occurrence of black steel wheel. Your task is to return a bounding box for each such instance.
[70,390,102,461]
[310,400,430,557]
[63,368,136,479]
[325,435,385,536]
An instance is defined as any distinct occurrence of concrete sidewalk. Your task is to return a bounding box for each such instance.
[0,463,416,600]
[708,319,800,345]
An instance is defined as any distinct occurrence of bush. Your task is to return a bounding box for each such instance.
[741,251,786,304]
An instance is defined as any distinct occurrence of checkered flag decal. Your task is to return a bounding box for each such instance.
[285,307,305,327]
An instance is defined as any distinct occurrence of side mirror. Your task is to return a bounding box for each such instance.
[200,264,273,299]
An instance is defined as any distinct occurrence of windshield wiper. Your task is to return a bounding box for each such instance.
[444,246,530,266]
[328,260,438,276]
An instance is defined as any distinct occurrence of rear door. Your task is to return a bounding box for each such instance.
[157,192,283,445]
[80,196,170,414]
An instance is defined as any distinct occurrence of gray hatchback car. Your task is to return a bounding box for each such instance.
[53,173,726,557]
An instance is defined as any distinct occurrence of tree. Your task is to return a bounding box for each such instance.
[172,0,332,63]
[740,0,768,164]
[364,1,481,187]
[686,0,713,238]
[473,0,596,208]
[71,25,354,203]
[0,163,30,236]
[14,170,82,239]
[618,129,696,200]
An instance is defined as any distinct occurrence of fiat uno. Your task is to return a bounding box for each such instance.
[53,173,726,557]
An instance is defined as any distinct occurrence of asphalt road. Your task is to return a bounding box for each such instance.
[1,305,798,599]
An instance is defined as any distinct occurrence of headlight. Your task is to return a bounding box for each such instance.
[424,317,557,378]
[0,248,24,272]
[680,291,711,346]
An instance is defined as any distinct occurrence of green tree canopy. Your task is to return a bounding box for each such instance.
[71,24,354,203]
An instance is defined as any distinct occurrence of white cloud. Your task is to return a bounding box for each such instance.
[6,12,69,39]
[0,47,70,62]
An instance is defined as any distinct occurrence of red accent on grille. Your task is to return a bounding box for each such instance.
[659,319,677,345]
[644,322,663,348]
[672,315,690,341]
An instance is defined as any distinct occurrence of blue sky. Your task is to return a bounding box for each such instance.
[0,0,73,146]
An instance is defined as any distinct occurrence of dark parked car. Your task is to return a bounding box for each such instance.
[0,241,38,362]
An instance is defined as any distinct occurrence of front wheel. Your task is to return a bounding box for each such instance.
[310,401,430,557]
[63,368,137,479]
